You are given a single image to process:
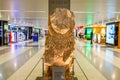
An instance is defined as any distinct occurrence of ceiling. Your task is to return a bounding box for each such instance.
[0,0,120,28]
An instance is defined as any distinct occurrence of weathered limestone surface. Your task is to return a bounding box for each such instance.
[43,8,75,80]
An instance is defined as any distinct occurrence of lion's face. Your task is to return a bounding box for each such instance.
[49,8,75,34]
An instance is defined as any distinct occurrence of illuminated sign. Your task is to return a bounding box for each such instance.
[85,28,92,40]
[106,24,115,45]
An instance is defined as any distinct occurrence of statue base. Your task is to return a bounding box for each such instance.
[36,76,78,80]
[42,66,73,80]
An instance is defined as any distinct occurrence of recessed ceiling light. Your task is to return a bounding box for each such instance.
[113,12,120,13]
[0,10,45,13]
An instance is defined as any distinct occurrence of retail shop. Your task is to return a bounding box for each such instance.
[92,25,106,44]
[76,26,85,39]
[9,25,33,43]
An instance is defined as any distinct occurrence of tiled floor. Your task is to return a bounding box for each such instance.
[0,38,120,80]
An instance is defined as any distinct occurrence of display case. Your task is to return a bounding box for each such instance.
[0,25,3,45]
[0,20,8,45]
[28,27,33,39]
[0,26,3,37]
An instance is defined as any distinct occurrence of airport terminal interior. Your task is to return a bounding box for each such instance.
[1,0,120,80]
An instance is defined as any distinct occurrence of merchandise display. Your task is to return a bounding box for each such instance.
[10,32,17,42]
[10,31,17,43]
[9,26,17,43]
[17,27,28,41]
[98,34,101,43]
[93,34,97,42]
[92,26,106,44]
[17,32,26,41]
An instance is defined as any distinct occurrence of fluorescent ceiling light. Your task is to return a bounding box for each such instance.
[113,12,120,13]
[24,11,45,13]
[0,10,19,12]
[0,10,45,13]
[73,11,97,14]
[19,17,47,19]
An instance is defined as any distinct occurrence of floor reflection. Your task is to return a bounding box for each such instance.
[77,41,120,80]
[84,42,92,61]
[0,40,41,80]
[0,47,39,80]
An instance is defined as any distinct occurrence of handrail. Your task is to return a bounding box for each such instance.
[42,57,44,76]
[25,56,43,80]
[74,57,88,80]
[25,56,88,80]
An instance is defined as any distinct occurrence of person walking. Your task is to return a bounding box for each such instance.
[90,31,93,44]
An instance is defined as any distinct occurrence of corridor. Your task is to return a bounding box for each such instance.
[0,38,119,80]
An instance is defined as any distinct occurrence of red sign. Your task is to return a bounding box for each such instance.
[76,26,83,30]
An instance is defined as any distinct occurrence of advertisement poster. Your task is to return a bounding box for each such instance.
[106,24,115,45]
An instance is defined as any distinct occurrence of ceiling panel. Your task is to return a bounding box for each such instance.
[0,0,120,28]
[71,0,120,26]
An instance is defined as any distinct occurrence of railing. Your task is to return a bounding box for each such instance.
[25,56,88,80]
[74,57,88,80]
[24,56,43,80]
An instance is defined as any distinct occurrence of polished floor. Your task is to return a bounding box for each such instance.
[0,38,120,80]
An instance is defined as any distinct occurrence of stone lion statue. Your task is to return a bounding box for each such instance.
[44,8,75,80]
